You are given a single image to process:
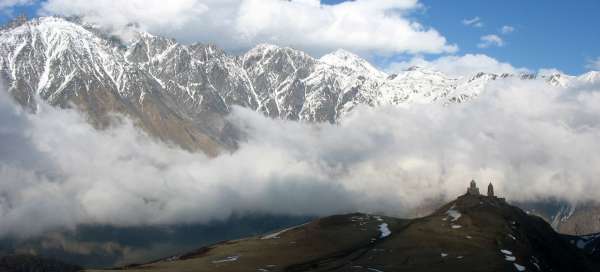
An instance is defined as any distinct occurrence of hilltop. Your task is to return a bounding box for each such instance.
[86,182,599,272]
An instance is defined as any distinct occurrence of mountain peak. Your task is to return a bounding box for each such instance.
[250,43,281,52]
[579,71,600,83]
[3,16,83,35]
[246,43,307,54]
[323,48,360,60]
[244,43,313,62]
[30,15,70,25]
[405,65,424,71]
[320,48,385,78]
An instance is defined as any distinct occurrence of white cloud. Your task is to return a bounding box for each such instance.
[40,0,208,32]
[501,25,515,34]
[586,57,600,71]
[3,77,600,237]
[39,0,457,56]
[478,34,504,48]
[0,0,32,9]
[0,0,34,12]
[387,54,529,77]
[462,16,483,28]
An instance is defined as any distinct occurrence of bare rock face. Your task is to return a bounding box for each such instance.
[515,200,600,236]
[0,17,228,154]
[551,204,600,236]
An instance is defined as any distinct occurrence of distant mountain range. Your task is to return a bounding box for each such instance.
[521,201,600,236]
[3,17,600,155]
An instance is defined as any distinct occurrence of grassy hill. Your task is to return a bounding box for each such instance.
[87,194,599,272]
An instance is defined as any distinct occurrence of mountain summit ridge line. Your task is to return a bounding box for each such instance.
[2,16,599,154]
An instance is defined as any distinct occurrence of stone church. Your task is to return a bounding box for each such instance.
[467,180,500,199]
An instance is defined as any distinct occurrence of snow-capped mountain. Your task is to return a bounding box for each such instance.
[551,204,600,236]
[519,200,600,236]
[1,17,598,153]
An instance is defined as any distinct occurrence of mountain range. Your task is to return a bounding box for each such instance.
[3,17,600,155]
[2,17,600,266]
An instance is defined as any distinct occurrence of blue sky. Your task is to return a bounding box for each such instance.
[2,0,600,75]
[418,0,600,74]
[325,0,600,75]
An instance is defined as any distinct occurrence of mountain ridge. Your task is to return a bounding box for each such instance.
[3,16,599,154]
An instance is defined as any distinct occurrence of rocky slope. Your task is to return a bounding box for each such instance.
[3,17,598,154]
[553,204,600,235]
[565,233,600,262]
[519,201,600,236]
[87,193,598,272]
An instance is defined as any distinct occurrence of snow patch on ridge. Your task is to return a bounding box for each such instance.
[446,205,462,222]
[378,223,391,238]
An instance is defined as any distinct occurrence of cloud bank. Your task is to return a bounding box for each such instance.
[388,54,529,77]
[586,57,600,71]
[2,78,600,238]
[39,0,456,56]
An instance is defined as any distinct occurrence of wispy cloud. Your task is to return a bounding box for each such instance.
[478,34,504,48]
[586,57,600,71]
[501,25,515,34]
[462,16,483,28]
[387,54,529,77]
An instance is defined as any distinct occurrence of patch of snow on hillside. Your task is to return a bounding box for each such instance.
[261,223,306,240]
[446,206,462,222]
[514,263,526,271]
[212,255,240,263]
[378,223,391,238]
